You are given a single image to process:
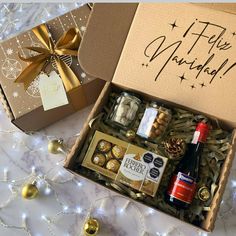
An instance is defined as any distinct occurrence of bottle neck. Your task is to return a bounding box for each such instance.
[191,122,209,144]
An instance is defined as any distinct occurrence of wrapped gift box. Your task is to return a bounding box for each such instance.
[65,3,236,232]
[0,5,104,132]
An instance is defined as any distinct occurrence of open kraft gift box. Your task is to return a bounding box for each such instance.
[0,4,105,132]
[65,3,236,232]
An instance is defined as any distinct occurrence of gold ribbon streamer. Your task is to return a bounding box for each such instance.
[14,24,81,92]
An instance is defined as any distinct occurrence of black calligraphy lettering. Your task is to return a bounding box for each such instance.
[187,22,209,54]
[144,36,182,81]
[209,59,228,83]
[143,19,236,84]
[183,21,196,38]
[223,62,236,76]
[194,54,214,79]
[216,39,232,51]
[188,21,231,54]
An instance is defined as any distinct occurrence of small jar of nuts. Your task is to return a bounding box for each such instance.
[107,92,141,129]
[137,102,172,142]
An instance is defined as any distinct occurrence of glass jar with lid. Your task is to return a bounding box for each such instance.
[107,92,141,129]
[137,102,172,142]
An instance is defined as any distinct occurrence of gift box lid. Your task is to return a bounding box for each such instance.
[79,3,236,126]
[0,5,105,132]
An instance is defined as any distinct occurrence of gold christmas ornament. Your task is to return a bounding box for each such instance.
[83,218,99,236]
[163,137,186,160]
[198,186,211,202]
[21,183,39,199]
[125,130,136,141]
[48,139,64,154]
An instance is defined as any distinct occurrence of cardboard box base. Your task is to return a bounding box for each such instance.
[65,82,236,232]
[12,78,105,132]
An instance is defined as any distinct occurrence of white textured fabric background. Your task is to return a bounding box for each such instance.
[0,3,235,236]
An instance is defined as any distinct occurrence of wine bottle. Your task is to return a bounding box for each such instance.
[166,122,209,209]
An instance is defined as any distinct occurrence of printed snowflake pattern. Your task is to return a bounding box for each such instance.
[81,72,86,78]
[26,75,41,98]
[12,91,19,98]
[6,48,13,55]
[80,26,86,32]
[2,59,22,80]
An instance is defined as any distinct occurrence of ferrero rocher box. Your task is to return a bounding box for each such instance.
[65,3,236,232]
[82,131,168,197]
[0,5,104,132]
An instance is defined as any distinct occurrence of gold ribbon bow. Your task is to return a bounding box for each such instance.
[15,24,81,92]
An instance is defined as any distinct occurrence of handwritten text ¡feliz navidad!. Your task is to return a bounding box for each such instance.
[144,20,236,84]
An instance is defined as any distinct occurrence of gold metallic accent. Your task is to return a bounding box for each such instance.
[15,24,82,92]
[83,218,99,236]
[198,186,211,202]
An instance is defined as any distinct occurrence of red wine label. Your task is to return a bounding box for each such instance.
[167,172,197,204]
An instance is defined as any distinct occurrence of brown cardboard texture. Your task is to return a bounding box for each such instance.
[0,5,104,132]
[67,3,236,232]
[80,3,236,126]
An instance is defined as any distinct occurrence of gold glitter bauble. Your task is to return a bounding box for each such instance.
[48,139,64,154]
[22,183,39,199]
[125,130,136,141]
[83,218,99,236]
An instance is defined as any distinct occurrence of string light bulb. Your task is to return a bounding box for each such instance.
[76,206,82,214]
[44,187,51,195]
[3,168,8,181]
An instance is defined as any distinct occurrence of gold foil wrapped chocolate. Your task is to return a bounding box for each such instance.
[112,145,126,159]
[106,159,120,173]
[105,151,113,161]
[92,153,106,167]
[97,140,112,152]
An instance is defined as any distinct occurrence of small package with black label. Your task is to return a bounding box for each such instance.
[82,131,168,197]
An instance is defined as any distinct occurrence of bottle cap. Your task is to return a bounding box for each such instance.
[196,122,209,142]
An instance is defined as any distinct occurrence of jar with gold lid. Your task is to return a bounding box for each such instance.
[137,102,172,142]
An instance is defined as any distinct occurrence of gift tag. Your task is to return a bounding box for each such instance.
[39,71,69,111]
